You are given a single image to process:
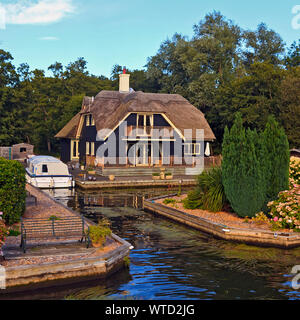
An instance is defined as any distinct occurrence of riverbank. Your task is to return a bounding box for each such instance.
[0,185,132,292]
[144,194,300,249]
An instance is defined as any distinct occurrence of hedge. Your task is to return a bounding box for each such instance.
[0,157,26,225]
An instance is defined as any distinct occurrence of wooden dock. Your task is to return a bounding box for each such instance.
[75,177,197,189]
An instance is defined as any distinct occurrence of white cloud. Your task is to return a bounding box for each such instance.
[2,0,75,25]
[39,36,59,40]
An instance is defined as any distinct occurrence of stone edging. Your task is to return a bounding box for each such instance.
[144,197,300,249]
[75,178,197,189]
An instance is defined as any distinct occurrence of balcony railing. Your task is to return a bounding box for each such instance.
[125,126,174,138]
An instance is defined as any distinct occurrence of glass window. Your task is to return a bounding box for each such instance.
[86,115,90,126]
[184,144,191,154]
[86,142,90,155]
[194,143,201,155]
[42,165,48,173]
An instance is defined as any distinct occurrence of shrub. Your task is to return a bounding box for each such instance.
[152,172,160,176]
[196,166,227,212]
[267,185,300,232]
[0,158,26,225]
[183,188,202,209]
[88,219,112,247]
[263,116,290,205]
[222,114,266,218]
[163,198,176,205]
[0,213,9,249]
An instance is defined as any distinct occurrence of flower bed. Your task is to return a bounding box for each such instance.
[267,184,300,232]
[0,212,9,255]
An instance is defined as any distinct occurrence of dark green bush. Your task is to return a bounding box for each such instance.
[183,188,203,209]
[222,114,266,218]
[0,157,26,225]
[263,116,290,205]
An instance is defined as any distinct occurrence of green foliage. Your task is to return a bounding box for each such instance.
[263,116,290,205]
[183,167,227,212]
[163,198,176,205]
[123,256,130,268]
[88,219,112,247]
[0,218,9,248]
[222,113,266,218]
[49,215,61,221]
[8,228,21,237]
[196,167,227,212]
[0,158,26,225]
[183,189,202,210]
[152,172,160,176]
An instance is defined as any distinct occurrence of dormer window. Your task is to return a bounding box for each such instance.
[86,114,90,126]
[136,114,153,136]
[85,114,95,126]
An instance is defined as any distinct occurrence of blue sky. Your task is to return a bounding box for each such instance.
[0,0,299,77]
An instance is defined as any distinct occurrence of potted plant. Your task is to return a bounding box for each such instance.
[87,166,96,175]
[165,172,173,180]
[88,220,112,248]
[152,172,160,180]
[109,175,115,181]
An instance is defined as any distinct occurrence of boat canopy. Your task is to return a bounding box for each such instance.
[27,156,70,176]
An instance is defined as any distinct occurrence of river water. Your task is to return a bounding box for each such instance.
[5,188,300,300]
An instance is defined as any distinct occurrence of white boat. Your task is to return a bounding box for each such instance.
[26,156,75,189]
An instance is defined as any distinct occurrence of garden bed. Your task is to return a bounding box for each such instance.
[155,194,282,232]
[144,194,300,249]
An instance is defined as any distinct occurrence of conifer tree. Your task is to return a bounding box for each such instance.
[263,116,290,203]
[222,113,266,217]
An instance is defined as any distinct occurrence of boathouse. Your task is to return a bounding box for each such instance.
[55,68,216,172]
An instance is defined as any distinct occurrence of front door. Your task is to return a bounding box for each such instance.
[136,143,152,166]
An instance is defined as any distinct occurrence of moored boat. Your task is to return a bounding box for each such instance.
[26,156,75,189]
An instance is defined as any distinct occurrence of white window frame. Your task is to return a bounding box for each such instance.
[184,143,201,155]
[86,142,90,155]
[86,114,90,126]
[71,140,79,160]
[136,114,154,136]
[91,142,95,156]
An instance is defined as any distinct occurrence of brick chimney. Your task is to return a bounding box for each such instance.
[119,66,130,93]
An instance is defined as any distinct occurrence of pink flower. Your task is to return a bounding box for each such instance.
[0,212,2,216]
[273,217,279,222]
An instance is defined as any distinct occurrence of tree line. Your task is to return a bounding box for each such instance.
[0,11,299,154]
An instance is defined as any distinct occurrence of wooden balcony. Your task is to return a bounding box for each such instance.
[125,126,174,138]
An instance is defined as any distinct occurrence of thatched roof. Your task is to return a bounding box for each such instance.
[55,113,81,139]
[56,90,216,141]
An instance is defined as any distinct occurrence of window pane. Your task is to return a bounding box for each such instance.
[42,165,48,173]
[138,115,144,127]
[184,144,190,154]
[194,144,200,154]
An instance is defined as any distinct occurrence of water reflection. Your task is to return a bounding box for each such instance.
[8,188,300,300]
